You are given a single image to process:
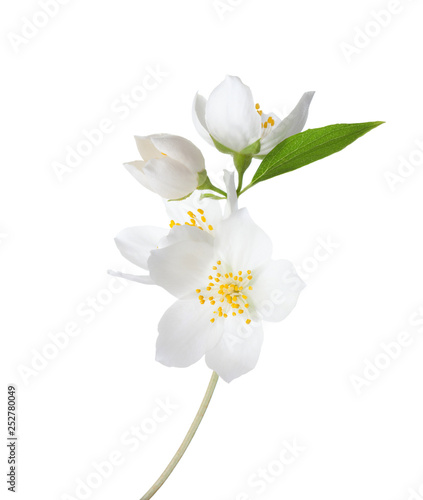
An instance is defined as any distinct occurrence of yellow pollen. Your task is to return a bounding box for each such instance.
[197,209,204,214]
[255,103,260,109]
[210,318,215,323]
[197,265,254,324]
[246,319,251,325]
[208,225,214,231]
[187,211,195,218]
[201,216,206,223]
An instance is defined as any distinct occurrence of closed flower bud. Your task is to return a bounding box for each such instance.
[125,134,206,199]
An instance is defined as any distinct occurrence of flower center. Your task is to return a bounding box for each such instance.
[196,260,253,325]
[169,208,214,232]
[255,103,275,136]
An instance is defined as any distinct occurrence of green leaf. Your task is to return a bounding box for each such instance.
[251,122,384,186]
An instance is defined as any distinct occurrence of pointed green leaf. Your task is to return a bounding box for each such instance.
[251,122,384,186]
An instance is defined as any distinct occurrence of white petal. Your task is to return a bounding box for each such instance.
[150,134,205,174]
[252,259,305,322]
[134,136,161,160]
[259,91,315,156]
[124,158,198,200]
[156,299,224,367]
[164,192,223,233]
[214,208,272,271]
[205,320,264,382]
[192,93,213,145]
[114,226,167,269]
[148,229,215,298]
[205,75,261,152]
[107,270,154,285]
[159,224,214,248]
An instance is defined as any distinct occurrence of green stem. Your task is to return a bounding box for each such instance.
[239,182,253,196]
[236,170,245,195]
[140,371,219,500]
[198,177,227,197]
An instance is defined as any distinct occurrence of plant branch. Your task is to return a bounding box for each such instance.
[140,371,219,500]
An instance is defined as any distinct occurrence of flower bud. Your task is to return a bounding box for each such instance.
[125,134,206,199]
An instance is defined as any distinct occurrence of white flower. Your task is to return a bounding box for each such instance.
[193,75,315,157]
[124,134,207,200]
[113,199,304,383]
[110,192,223,285]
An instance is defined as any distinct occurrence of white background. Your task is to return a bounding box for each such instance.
[1,0,423,499]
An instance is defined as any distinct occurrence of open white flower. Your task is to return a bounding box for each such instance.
[124,134,207,200]
[193,75,315,157]
[137,207,304,382]
[110,192,223,285]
